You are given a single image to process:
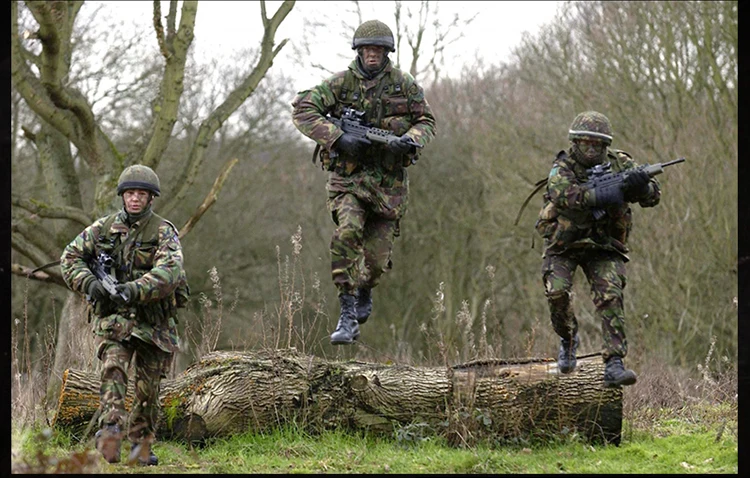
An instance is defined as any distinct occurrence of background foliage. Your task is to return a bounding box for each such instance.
[11,0,737,400]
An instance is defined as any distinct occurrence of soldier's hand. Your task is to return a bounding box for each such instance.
[623,169,650,199]
[388,135,414,155]
[87,279,108,302]
[336,133,371,155]
[111,281,138,306]
[586,185,624,208]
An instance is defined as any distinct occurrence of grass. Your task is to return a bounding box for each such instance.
[11,408,738,474]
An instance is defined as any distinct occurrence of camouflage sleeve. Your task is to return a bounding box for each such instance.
[60,217,111,295]
[546,160,593,212]
[291,72,347,151]
[132,221,184,302]
[616,151,661,208]
[402,73,437,148]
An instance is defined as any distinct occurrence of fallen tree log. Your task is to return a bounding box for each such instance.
[52,348,623,445]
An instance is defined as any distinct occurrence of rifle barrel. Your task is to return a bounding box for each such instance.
[662,157,686,167]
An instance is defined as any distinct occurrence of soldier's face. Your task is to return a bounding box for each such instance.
[359,45,386,72]
[123,189,151,214]
[574,139,606,160]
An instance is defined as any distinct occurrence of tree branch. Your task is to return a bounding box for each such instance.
[161,0,294,215]
[12,196,92,226]
[167,0,178,44]
[152,0,170,59]
[12,220,62,260]
[30,2,98,140]
[15,1,116,177]
[11,231,55,269]
[11,263,67,288]
[11,2,77,141]
[142,0,197,169]
[178,157,239,239]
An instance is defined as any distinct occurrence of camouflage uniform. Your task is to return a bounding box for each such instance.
[536,114,660,362]
[291,24,436,304]
[60,204,186,447]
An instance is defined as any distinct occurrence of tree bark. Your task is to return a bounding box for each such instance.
[52,348,623,445]
[48,294,99,402]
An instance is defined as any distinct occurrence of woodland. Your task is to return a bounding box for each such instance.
[10,0,737,418]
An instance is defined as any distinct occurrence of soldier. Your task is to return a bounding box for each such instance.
[291,20,436,345]
[60,165,189,465]
[535,111,660,387]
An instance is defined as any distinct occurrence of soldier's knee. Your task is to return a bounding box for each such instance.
[336,224,362,244]
[134,378,160,400]
[102,366,127,383]
[594,294,622,311]
[546,289,571,308]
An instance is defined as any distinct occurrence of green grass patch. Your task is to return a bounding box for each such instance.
[13,405,736,474]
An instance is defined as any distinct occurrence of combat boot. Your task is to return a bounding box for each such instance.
[330,294,360,345]
[356,287,373,324]
[603,356,637,387]
[94,424,122,463]
[129,441,158,466]
[557,335,579,374]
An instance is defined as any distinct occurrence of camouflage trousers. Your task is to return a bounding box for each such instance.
[97,336,172,444]
[328,192,398,295]
[542,250,628,360]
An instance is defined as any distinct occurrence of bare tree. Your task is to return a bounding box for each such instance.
[412,0,738,366]
[10,0,296,394]
[393,0,476,83]
[289,0,474,84]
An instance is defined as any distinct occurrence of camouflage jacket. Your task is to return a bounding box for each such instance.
[60,209,187,353]
[291,58,436,219]
[535,149,661,260]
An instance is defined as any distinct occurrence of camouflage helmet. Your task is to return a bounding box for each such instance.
[568,111,613,145]
[352,20,396,52]
[117,164,161,196]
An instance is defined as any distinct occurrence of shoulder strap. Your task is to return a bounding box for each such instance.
[97,213,119,245]
[339,69,360,103]
[109,212,156,256]
[140,212,167,245]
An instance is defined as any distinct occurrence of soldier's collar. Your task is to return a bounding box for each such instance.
[122,206,153,227]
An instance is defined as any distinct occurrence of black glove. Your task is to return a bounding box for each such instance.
[87,279,108,302]
[387,135,414,155]
[588,184,624,207]
[623,169,650,199]
[110,281,138,306]
[335,133,371,155]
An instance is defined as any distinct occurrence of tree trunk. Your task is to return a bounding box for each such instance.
[48,294,99,402]
[52,348,623,445]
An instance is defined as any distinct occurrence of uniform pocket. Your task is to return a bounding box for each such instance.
[385,97,409,116]
[133,243,157,270]
[94,313,134,342]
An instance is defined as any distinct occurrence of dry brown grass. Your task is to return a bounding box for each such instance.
[623,339,738,439]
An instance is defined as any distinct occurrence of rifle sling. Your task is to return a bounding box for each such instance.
[514,178,549,226]
[31,260,62,274]
[312,143,321,164]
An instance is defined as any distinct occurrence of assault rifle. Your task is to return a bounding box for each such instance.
[87,251,128,303]
[587,157,686,220]
[328,107,422,159]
